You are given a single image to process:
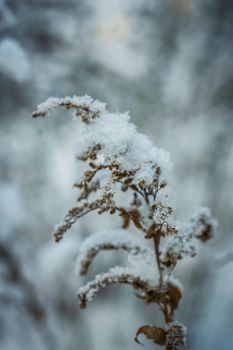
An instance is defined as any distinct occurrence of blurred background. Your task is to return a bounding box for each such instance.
[0,0,233,349]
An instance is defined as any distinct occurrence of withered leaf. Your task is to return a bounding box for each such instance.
[145,224,157,239]
[167,283,182,312]
[119,209,130,229]
[135,325,166,346]
[129,210,143,230]
[122,215,130,229]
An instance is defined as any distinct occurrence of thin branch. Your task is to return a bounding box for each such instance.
[154,235,163,288]
[53,201,100,242]
[32,96,104,124]
[77,231,151,275]
[78,267,154,309]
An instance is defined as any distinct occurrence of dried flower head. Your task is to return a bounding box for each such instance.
[33,95,217,349]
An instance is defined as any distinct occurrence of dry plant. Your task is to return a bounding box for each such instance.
[33,95,217,349]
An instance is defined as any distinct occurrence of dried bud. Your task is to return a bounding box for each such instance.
[166,323,187,350]
[160,181,167,189]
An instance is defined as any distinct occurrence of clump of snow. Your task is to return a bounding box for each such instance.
[127,248,155,282]
[77,99,171,181]
[77,110,137,165]
[34,95,172,185]
[153,192,174,226]
[35,95,106,117]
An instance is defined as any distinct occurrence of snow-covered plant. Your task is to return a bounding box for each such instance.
[33,95,217,349]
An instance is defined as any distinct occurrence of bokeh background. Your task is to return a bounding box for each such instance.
[0,0,233,349]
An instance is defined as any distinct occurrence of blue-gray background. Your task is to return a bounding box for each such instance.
[0,1,233,349]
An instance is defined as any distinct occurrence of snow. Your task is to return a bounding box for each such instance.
[164,275,184,294]
[76,229,155,280]
[35,95,106,117]
[152,192,174,226]
[34,95,172,185]
[77,229,149,263]
[127,248,155,281]
[78,266,152,304]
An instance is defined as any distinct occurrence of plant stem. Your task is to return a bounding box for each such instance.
[153,235,163,288]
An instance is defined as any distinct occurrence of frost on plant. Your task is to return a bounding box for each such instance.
[33,95,217,349]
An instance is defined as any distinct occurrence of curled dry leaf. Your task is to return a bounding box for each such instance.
[135,325,166,346]
[167,283,182,314]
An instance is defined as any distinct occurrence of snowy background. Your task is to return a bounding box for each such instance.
[0,0,233,349]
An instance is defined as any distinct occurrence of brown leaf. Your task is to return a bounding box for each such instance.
[119,209,130,229]
[167,283,182,312]
[145,224,157,239]
[129,210,143,230]
[135,325,166,346]
[136,288,163,305]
